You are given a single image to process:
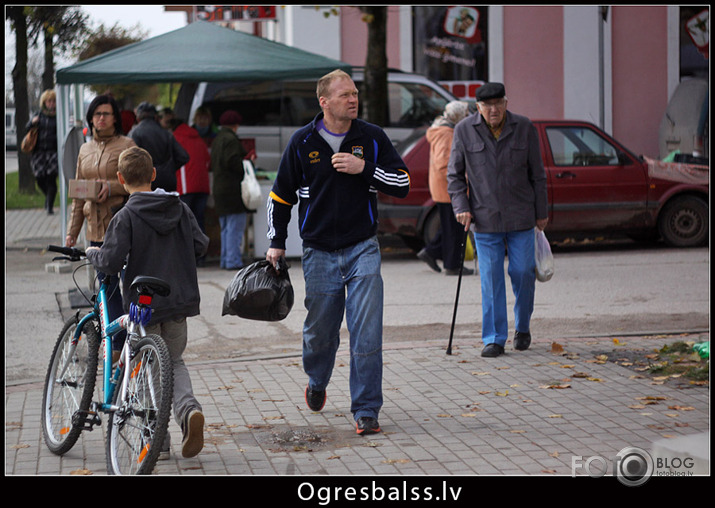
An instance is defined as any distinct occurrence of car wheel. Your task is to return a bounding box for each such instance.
[421,208,441,249]
[658,195,708,247]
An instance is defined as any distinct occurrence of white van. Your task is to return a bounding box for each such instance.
[6,107,17,149]
[174,69,458,173]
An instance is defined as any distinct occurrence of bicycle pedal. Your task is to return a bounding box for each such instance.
[73,409,101,431]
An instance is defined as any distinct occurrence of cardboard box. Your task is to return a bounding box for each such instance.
[68,179,103,201]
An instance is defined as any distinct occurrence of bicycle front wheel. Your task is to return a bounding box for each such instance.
[106,334,173,475]
[41,315,100,455]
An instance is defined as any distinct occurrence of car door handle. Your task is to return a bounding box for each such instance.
[555,171,576,179]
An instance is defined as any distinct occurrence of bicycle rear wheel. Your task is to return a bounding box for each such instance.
[106,334,173,475]
[41,315,100,455]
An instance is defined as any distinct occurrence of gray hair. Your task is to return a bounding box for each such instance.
[432,100,470,127]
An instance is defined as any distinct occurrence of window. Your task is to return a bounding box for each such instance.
[546,126,619,166]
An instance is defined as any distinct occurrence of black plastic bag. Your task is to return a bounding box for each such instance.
[222,258,294,321]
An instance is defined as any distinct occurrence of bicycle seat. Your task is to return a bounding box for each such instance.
[130,276,171,297]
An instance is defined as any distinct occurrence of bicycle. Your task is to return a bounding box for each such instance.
[41,245,174,475]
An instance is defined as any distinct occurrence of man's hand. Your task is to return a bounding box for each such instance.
[331,152,365,175]
[266,247,286,272]
[536,218,549,231]
[455,212,472,232]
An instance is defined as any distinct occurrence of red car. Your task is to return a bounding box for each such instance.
[378,120,709,248]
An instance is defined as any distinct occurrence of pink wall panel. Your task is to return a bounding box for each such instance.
[610,6,669,158]
[340,7,402,68]
[503,6,564,119]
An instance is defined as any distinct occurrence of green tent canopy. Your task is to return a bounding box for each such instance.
[56,20,351,84]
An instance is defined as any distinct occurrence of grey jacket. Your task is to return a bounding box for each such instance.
[86,190,209,325]
[447,111,548,233]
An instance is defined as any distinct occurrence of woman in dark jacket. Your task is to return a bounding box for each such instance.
[27,89,58,214]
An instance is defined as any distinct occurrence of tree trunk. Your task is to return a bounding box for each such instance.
[9,8,36,194]
[360,7,388,127]
[42,25,55,91]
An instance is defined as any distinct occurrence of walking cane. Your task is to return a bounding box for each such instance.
[446,227,470,355]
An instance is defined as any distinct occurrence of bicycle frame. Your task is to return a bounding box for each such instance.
[75,273,149,412]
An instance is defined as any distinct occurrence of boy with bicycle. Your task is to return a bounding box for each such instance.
[86,146,209,459]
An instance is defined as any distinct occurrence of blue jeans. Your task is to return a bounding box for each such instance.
[219,213,246,269]
[474,229,536,346]
[302,236,384,420]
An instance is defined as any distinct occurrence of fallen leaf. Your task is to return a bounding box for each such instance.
[461,413,478,418]
[572,372,590,378]
[542,469,557,474]
[383,459,410,464]
[586,377,605,382]
[510,429,526,433]
[551,342,564,354]
[594,355,608,364]
[70,468,93,475]
[540,383,571,389]
[668,405,694,411]
[495,390,509,396]
[547,414,563,418]
[471,371,491,376]
[437,414,452,418]
[327,455,341,460]
[549,451,560,458]
[560,364,576,369]
[665,413,680,418]
[10,443,29,449]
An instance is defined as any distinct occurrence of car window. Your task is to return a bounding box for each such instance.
[545,126,620,166]
[357,81,450,129]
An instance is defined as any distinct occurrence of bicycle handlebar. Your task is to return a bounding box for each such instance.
[47,245,86,261]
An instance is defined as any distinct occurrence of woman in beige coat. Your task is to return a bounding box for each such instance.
[417,101,472,275]
[66,94,136,355]
[66,94,136,247]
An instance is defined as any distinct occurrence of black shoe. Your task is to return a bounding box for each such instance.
[481,343,505,357]
[514,331,531,351]
[417,249,441,273]
[305,386,326,411]
[445,267,474,276]
[356,417,381,435]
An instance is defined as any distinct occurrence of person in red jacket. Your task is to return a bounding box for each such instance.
[172,119,211,245]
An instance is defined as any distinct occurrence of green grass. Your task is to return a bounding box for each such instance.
[5,171,64,209]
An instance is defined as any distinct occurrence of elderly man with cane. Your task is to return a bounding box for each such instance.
[447,82,549,358]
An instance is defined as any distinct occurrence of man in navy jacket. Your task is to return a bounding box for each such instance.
[266,69,410,435]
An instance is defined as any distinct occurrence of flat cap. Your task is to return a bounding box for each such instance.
[219,110,243,126]
[475,82,505,102]
[136,101,157,115]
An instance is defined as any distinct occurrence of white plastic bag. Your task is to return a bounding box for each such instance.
[241,159,263,211]
[535,228,554,282]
